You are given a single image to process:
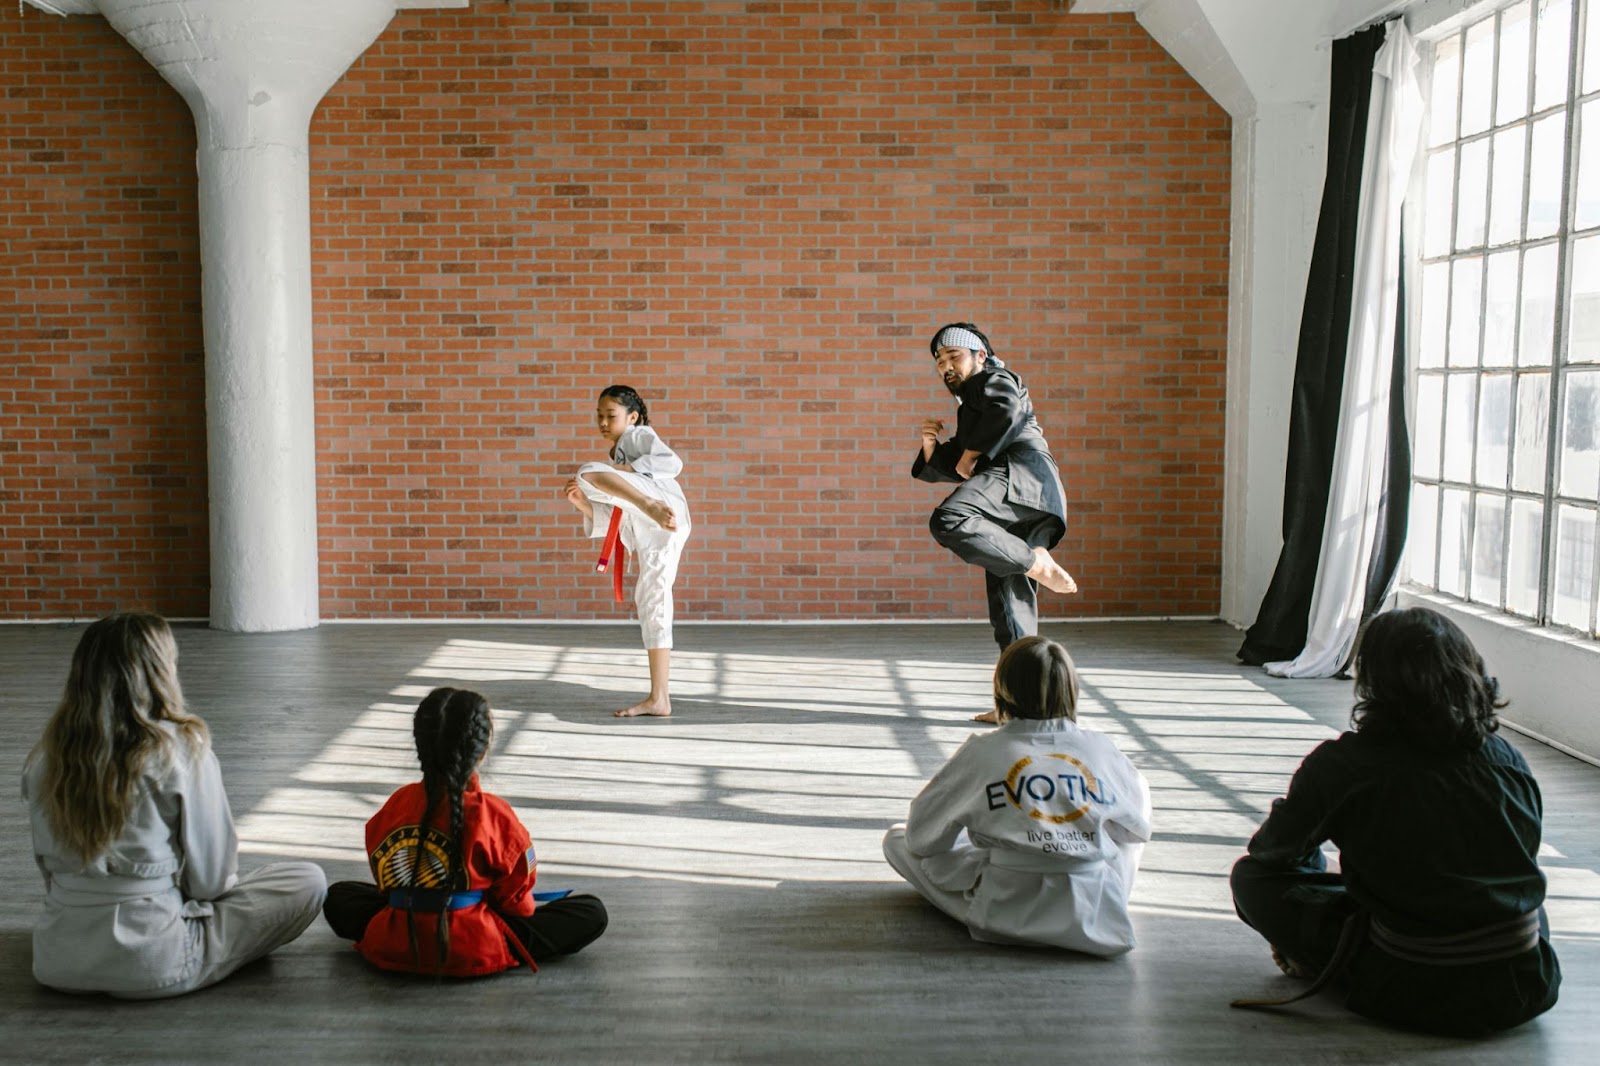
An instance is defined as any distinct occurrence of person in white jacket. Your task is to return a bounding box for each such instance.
[563,384,692,717]
[884,636,1152,956]
[23,612,326,998]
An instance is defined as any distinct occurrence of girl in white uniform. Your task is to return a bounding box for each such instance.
[563,384,692,717]
[23,612,327,998]
[884,636,1151,956]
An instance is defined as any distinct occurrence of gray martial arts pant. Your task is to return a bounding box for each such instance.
[929,460,1065,651]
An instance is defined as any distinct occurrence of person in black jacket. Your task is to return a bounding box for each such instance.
[914,323,1077,690]
[1230,606,1561,1035]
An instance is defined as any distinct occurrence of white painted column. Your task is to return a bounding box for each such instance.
[26,0,404,630]
[104,0,399,632]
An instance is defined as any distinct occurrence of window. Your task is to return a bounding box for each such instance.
[1411,0,1600,639]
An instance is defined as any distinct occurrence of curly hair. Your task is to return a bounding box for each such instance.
[1351,608,1504,751]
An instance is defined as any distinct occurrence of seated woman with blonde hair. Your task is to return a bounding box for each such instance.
[883,635,1151,955]
[23,612,327,998]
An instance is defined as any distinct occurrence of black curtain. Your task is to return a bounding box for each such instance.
[1238,20,1394,666]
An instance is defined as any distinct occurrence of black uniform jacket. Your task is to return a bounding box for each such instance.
[1250,729,1561,1035]
[910,362,1067,522]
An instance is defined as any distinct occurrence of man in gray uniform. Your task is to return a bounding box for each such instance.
[914,323,1077,674]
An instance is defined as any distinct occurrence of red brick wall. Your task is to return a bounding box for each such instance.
[3,1,1229,624]
[0,15,208,619]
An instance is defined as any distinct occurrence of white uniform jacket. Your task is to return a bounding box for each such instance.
[24,724,241,994]
[904,716,1152,955]
[581,424,691,541]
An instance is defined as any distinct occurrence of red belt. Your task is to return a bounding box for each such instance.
[596,506,625,603]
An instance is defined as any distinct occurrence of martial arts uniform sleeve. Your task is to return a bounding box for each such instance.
[904,739,979,857]
[174,744,242,900]
[482,799,536,919]
[962,371,1032,459]
[912,441,965,483]
[1104,758,1154,847]
[1246,738,1344,872]
[21,762,51,890]
[623,426,683,479]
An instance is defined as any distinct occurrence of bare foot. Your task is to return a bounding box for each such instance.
[1025,547,1078,594]
[971,709,1001,724]
[615,698,672,718]
[641,500,678,531]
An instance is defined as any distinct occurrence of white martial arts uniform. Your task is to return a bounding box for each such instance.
[23,724,327,999]
[883,716,1151,956]
[577,424,692,649]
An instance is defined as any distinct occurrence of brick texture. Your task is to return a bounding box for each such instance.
[2,1,1230,625]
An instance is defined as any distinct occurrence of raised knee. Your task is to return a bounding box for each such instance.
[929,506,963,541]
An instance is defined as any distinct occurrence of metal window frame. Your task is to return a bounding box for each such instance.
[1412,0,1600,638]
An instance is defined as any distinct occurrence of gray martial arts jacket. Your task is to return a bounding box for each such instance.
[24,725,241,995]
[911,362,1068,523]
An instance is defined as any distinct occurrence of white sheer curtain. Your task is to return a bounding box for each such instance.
[1266,20,1422,679]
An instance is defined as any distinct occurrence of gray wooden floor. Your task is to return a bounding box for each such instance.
[0,620,1594,1065]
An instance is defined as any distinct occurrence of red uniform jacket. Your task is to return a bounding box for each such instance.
[355,776,538,976]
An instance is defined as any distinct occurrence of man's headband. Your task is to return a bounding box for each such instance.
[932,327,987,354]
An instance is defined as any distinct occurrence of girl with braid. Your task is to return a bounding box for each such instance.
[562,384,692,718]
[323,687,607,975]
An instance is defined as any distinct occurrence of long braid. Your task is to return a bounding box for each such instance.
[406,688,452,968]
[409,687,493,974]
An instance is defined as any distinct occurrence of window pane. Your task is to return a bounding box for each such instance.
[1440,487,1472,596]
[1421,261,1450,368]
[1482,250,1519,366]
[1449,257,1484,367]
[1513,371,1551,493]
[1577,100,1600,231]
[1588,0,1600,93]
[1569,236,1600,363]
[1560,370,1600,499]
[1455,137,1491,249]
[1534,0,1572,113]
[1527,113,1566,239]
[1462,17,1496,137]
[1519,242,1558,365]
[1499,2,1533,124]
[1488,126,1527,245]
[1476,372,1513,487]
[1430,35,1462,147]
[1552,503,1596,631]
[1471,494,1507,605]
[1416,372,1445,479]
[1507,497,1544,616]
[1409,483,1440,587]
[1425,148,1458,257]
[1445,373,1479,482]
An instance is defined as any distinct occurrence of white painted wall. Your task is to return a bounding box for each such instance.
[1076,0,1599,759]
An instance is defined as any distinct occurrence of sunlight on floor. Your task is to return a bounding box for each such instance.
[232,635,1595,934]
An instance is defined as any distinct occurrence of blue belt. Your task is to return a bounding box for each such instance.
[387,888,484,911]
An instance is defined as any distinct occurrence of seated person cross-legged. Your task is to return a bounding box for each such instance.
[1230,607,1561,1036]
[883,636,1152,956]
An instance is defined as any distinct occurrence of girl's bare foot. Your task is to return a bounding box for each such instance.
[641,500,678,531]
[972,709,1001,724]
[615,698,672,718]
[1025,547,1078,594]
